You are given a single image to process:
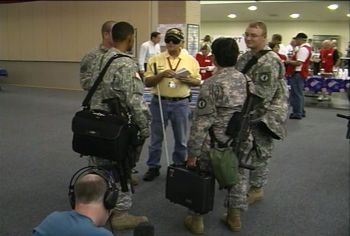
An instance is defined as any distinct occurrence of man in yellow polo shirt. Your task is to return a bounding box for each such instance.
[143,28,201,181]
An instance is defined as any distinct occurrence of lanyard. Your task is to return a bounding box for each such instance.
[167,57,181,71]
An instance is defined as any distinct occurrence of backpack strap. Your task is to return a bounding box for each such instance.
[241,50,271,74]
[82,54,130,109]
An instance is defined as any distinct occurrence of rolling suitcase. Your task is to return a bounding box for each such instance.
[165,165,215,214]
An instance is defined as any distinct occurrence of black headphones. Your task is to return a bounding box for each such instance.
[68,166,119,210]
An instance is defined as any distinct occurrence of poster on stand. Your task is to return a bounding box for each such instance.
[187,24,200,56]
[213,35,247,54]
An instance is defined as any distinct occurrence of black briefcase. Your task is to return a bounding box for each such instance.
[165,165,215,214]
[72,109,129,161]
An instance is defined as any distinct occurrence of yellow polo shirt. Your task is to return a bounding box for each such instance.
[145,50,200,98]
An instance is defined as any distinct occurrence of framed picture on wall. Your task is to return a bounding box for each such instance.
[187,24,199,56]
[312,35,340,52]
[127,28,137,58]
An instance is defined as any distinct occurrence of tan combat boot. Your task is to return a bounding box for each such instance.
[184,215,204,235]
[130,175,139,186]
[223,208,241,232]
[111,210,148,230]
[247,187,264,204]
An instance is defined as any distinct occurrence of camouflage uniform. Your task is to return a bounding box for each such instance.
[80,44,109,91]
[87,47,150,211]
[187,67,248,210]
[235,46,289,193]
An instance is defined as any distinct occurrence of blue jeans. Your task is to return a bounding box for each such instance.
[289,72,305,117]
[147,96,190,168]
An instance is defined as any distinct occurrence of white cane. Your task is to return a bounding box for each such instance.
[153,63,170,167]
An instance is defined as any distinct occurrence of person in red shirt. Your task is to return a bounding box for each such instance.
[195,43,215,80]
[269,42,288,78]
[320,40,334,73]
[318,40,334,101]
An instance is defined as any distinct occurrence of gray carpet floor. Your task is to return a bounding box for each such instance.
[0,85,349,236]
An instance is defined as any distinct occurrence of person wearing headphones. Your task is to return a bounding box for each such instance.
[32,167,117,236]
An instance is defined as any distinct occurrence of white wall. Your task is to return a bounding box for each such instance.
[201,21,349,54]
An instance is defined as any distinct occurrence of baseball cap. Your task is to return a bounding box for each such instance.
[295,33,308,39]
[165,28,184,41]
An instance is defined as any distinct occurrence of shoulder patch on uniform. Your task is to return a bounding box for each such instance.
[259,73,270,82]
[197,98,207,109]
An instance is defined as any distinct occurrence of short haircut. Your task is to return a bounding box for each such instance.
[248,21,267,37]
[101,20,116,34]
[272,34,282,42]
[150,31,160,39]
[74,174,107,204]
[112,21,134,42]
[268,42,277,49]
[211,37,239,67]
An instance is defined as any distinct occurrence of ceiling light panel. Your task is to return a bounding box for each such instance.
[248,6,258,11]
[289,13,300,19]
[227,13,237,18]
[327,4,338,10]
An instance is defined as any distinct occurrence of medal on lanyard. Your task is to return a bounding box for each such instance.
[167,57,181,89]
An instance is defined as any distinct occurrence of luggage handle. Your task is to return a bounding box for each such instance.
[171,163,211,177]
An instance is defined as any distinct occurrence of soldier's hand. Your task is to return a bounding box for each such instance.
[186,156,197,168]
[140,127,150,140]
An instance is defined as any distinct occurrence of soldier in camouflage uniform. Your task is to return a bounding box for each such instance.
[80,20,115,91]
[87,22,150,231]
[186,38,248,234]
[235,22,289,214]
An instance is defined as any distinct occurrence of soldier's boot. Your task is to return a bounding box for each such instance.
[184,215,204,235]
[111,210,148,230]
[222,208,241,232]
[247,187,264,204]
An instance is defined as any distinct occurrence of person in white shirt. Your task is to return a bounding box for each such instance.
[138,32,161,77]
[286,37,298,59]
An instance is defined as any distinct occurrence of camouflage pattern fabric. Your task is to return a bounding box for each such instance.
[187,67,247,157]
[89,48,150,139]
[80,44,109,91]
[83,47,151,211]
[235,46,289,192]
[235,46,289,140]
[187,67,248,210]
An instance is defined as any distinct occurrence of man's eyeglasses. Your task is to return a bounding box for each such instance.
[165,37,181,44]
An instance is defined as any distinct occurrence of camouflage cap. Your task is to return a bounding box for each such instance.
[165,28,184,41]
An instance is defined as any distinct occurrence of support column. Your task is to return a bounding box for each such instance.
[158,1,201,55]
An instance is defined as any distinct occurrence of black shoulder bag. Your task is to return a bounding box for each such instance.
[71,54,133,161]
